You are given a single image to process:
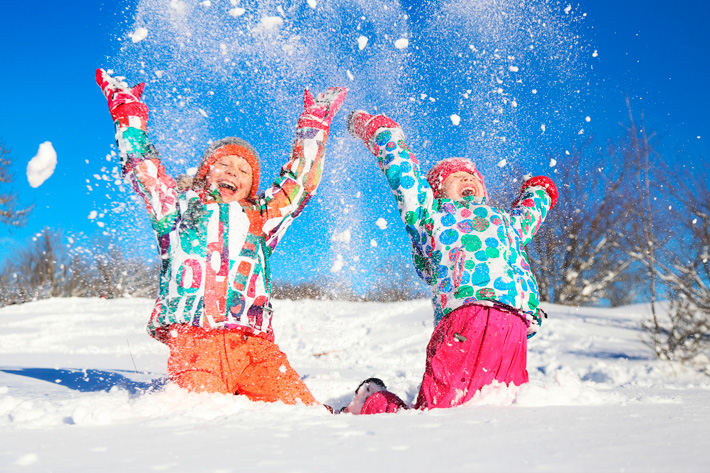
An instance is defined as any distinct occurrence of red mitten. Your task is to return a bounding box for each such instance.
[95,68,148,122]
[297,86,348,131]
[347,110,399,149]
[517,175,558,209]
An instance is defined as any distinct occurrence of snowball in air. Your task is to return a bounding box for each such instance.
[509,66,519,72]
[394,38,409,49]
[130,27,149,43]
[370,239,378,247]
[375,218,387,230]
[497,159,507,168]
[228,7,246,17]
[307,0,317,9]
[27,141,57,188]
[346,70,355,81]
[549,158,557,167]
[450,114,461,126]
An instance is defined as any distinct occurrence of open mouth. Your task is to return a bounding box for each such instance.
[218,182,237,192]
[461,189,474,197]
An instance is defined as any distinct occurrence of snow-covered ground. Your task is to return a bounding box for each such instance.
[1,297,708,472]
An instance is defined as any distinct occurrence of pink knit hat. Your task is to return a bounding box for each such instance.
[425,158,486,198]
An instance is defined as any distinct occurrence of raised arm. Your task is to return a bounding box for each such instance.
[95,69,178,235]
[261,87,347,250]
[347,111,436,282]
[509,175,558,245]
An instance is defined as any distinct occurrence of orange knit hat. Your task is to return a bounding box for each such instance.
[194,137,260,199]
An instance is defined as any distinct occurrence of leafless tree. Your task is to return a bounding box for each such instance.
[0,229,158,306]
[635,154,710,371]
[527,137,639,306]
[0,142,33,228]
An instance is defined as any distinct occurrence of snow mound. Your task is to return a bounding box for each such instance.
[26,141,57,188]
[0,298,709,471]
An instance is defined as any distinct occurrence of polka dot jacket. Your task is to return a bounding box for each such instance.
[372,127,554,335]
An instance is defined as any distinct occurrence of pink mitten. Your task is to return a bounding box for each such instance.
[95,68,148,122]
[297,86,348,131]
[346,110,399,151]
[517,175,558,209]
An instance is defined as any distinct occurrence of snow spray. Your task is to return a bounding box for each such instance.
[101,0,594,293]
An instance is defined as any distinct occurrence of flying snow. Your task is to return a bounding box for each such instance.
[130,27,149,43]
[357,36,368,51]
[450,114,461,126]
[27,141,57,188]
[375,218,387,230]
[253,16,283,33]
[228,7,245,17]
[331,229,352,245]
[394,38,409,49]
[307,0,317,9]
[330,254,345,273]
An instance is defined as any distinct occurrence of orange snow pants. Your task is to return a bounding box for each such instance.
[167,326,317,405]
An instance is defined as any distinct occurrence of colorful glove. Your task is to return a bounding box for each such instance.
[95,68,148,123]
[347,110,399,151]
[296,87,348,132]
[516,175,559,209]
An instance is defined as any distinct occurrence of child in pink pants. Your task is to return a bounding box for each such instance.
[346,110,558,412]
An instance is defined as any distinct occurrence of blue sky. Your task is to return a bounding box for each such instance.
[0,0,708,291]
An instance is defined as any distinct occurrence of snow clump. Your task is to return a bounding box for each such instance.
[130,27,149,43]
[357,36,368,51]
[330,254,345,273]
[375,218,387,230]
[331,229,352,245]
[27,141,57,188]
[450,114,461,126]
[394,38,409,49]
[253,16,283,33]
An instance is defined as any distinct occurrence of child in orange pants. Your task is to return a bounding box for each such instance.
[96,69,346,404]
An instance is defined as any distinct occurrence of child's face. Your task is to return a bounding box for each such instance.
[439,171,485,200]
[205,155,253,202]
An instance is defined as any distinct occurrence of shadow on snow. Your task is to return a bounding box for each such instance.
[1,367,166,394]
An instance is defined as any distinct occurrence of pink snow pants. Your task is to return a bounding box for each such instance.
[414,303,529,410]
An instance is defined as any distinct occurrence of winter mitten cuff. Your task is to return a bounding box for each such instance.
[521,175,558,209]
